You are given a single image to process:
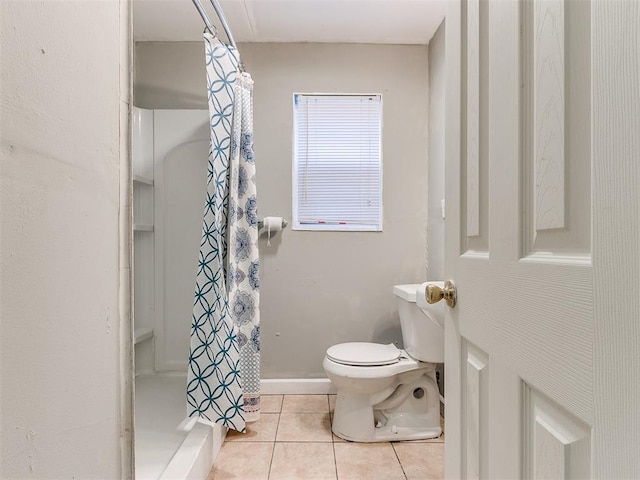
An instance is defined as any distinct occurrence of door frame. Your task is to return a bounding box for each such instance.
[121,0,135,477]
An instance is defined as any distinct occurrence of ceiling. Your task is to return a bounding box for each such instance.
[133,0,447,45]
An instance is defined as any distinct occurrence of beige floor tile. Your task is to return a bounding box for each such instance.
[276,413,333,442]
[334,443,405,480]
[329,395,336,413]
[226,413,279,442]
[393,442,444,480]
[281,394,329,414]
[269,442,337,479]
[261,395,284,413]
[208,441,273,479]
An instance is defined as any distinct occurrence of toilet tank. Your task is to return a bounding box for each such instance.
[393,283,445,363]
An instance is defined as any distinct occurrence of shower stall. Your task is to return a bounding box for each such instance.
[133,108,227,478]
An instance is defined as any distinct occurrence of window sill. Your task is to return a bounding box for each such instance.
[292,223,382,232]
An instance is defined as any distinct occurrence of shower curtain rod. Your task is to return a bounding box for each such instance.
[191,0,238,50]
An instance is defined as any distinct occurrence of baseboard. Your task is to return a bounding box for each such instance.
[260,378,336,395]
[143,371,337,395]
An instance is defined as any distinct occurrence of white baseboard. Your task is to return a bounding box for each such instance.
[260,378,336,395]
[143,371,336,394]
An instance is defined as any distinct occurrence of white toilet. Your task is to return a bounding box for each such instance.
[323,283,444,442]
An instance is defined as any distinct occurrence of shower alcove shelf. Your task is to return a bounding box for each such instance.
[133,107,156,367]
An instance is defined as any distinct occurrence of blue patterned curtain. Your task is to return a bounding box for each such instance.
[186,33,260,432]
[227,72,261,422]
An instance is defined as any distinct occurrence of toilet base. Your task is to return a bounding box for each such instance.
[333,422,441,443]
[330,370,442,443]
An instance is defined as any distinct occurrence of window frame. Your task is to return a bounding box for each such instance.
[291,92,384,232]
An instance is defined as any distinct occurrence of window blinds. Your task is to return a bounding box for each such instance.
[293,94,383,231]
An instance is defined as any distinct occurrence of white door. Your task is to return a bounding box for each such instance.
[443,1,640,479]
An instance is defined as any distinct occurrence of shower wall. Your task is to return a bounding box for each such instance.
[135,42,430,378]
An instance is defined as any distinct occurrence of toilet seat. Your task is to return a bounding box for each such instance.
[326,342,401,366]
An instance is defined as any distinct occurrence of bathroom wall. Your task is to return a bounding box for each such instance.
[135,42,430,378]
[427,22,446,281]
[0,1,130,478]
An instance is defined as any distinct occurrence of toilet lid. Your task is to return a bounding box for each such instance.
[326,342,401,366]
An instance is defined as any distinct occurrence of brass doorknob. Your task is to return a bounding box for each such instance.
[425,281,457,308]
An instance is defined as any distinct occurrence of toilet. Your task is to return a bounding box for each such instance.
[323,283,444,442]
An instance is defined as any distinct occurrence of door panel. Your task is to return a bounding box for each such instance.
[462,0,490,254]
[530,0,566,232]
[464,342,488,480]
[523,387,591,479]
[521,0,591,258]
[465,0,480,239]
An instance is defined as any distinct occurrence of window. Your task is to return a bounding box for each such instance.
[292,94,383,231]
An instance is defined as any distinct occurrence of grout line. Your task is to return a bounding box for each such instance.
[330,394,338,479]
[273,409,282,442]
[329,394,339,479]
[266,411,281,479]
[332,439,339,479]
[267,397,283,478]
[266,440,276,480]
[267,440,335,443]
[391,442,409,480]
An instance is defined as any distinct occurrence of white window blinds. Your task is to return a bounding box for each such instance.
[293,94,383,231]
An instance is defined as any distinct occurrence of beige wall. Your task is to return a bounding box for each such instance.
[135,42,429,378]
[0,1,130,477]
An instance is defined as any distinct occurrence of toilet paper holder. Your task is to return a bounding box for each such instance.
[257,217,288,230]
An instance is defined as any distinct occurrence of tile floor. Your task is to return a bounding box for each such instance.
[208,394,444,480]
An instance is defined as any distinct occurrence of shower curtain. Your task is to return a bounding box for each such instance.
[187,32,260,433]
